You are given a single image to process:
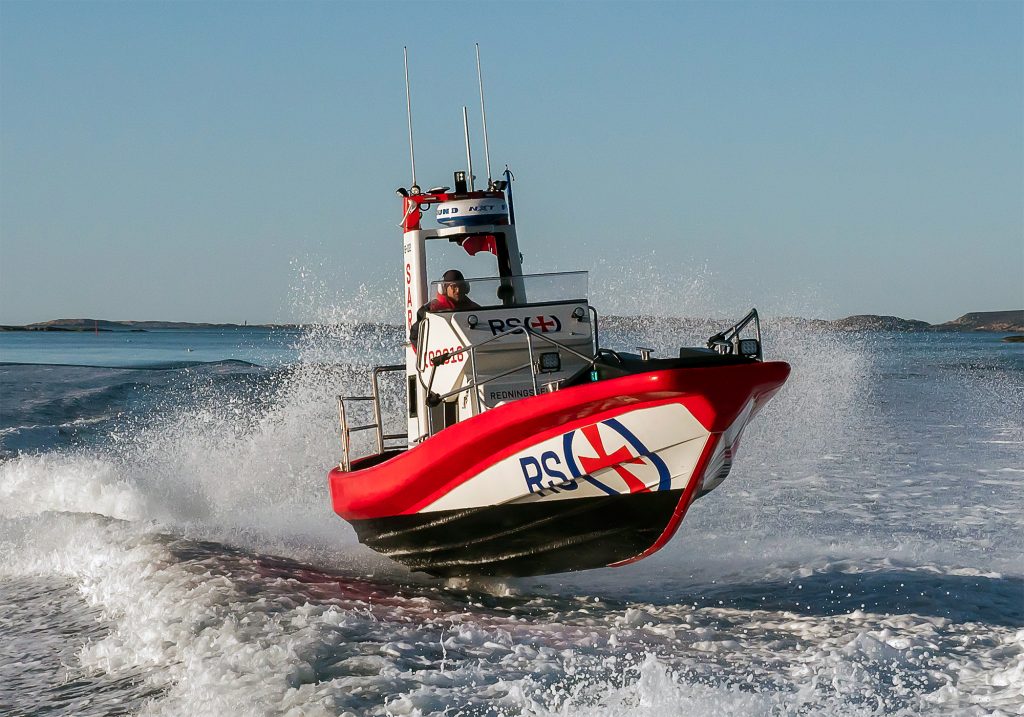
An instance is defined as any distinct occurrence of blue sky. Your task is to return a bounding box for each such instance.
[1,1,1021,325]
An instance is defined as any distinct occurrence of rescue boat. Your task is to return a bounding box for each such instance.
[327,48,790,578]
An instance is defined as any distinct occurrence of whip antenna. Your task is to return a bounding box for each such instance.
[463,106,474,191]
[475,43,493,187]
[403,47,418,190]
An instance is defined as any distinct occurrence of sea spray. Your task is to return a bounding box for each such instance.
[1,257,1021,715]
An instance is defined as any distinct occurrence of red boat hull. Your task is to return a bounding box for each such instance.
[329,361,790,577]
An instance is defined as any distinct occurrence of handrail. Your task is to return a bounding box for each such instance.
[429,323,595,369]
[371,364,403,453]
[706,308,762,360]
[336,396,351,471]
[416,318,430,374]
[337,364,405,471]
[422,323,598,410]
[429,359,534,405]
[343,311,601,466]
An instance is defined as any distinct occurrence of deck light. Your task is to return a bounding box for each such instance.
[539,352,561,373]
[737,338,761,359]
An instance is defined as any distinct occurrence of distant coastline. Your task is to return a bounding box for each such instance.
[0,319,302,332]
[792,310,1024,333]
[1,310,1022,333]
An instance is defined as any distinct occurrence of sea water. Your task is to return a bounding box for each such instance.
[1,322,1021,716]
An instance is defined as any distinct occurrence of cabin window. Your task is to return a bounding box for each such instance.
[427,271,589,309]
[407,376,418,418]
[425,232,511,296]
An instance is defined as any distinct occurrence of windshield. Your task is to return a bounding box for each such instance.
[428,271,588,309]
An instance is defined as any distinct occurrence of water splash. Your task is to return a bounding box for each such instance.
[2,251,1021,716]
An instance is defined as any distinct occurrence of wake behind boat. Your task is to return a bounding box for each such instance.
[327,48,790,577]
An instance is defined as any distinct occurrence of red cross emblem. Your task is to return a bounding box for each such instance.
[529,315,557,333]
[576,424,651,493]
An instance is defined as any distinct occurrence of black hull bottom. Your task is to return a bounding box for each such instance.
[350,490,685,578]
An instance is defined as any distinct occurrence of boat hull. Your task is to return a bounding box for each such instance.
[350,490,685,577]
[329,361,790,577]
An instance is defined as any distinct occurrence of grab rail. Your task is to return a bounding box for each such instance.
[422,324,597,409]
[342,308,601,460]
[337,364,405,472]
[706,308,763,361]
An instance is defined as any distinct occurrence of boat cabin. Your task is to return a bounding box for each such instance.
[335,172,764,473]
[399,178,596,445]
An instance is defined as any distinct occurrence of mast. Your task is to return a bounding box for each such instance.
[475,43,493,187]
[403,47,418,191]
[462,106,474,191]
[503,166,516,225]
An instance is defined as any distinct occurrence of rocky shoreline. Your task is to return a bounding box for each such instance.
[819,310,1023,333]
[1,310,1022,334]
[794,310,1023,333]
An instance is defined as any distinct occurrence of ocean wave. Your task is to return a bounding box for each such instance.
[4,517,1020,716]
[0,358,263,371]
[1,313,1022,715]
[0,453,144,522]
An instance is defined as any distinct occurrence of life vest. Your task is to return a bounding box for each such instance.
[430,293,456,311]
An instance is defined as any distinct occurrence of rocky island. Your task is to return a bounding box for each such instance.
[932,311,1024,333]
[828,315,933,332]
[796,310,1023,333]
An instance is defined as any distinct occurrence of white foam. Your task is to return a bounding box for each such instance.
[0,453,144,522]
[3,498,1020,716]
